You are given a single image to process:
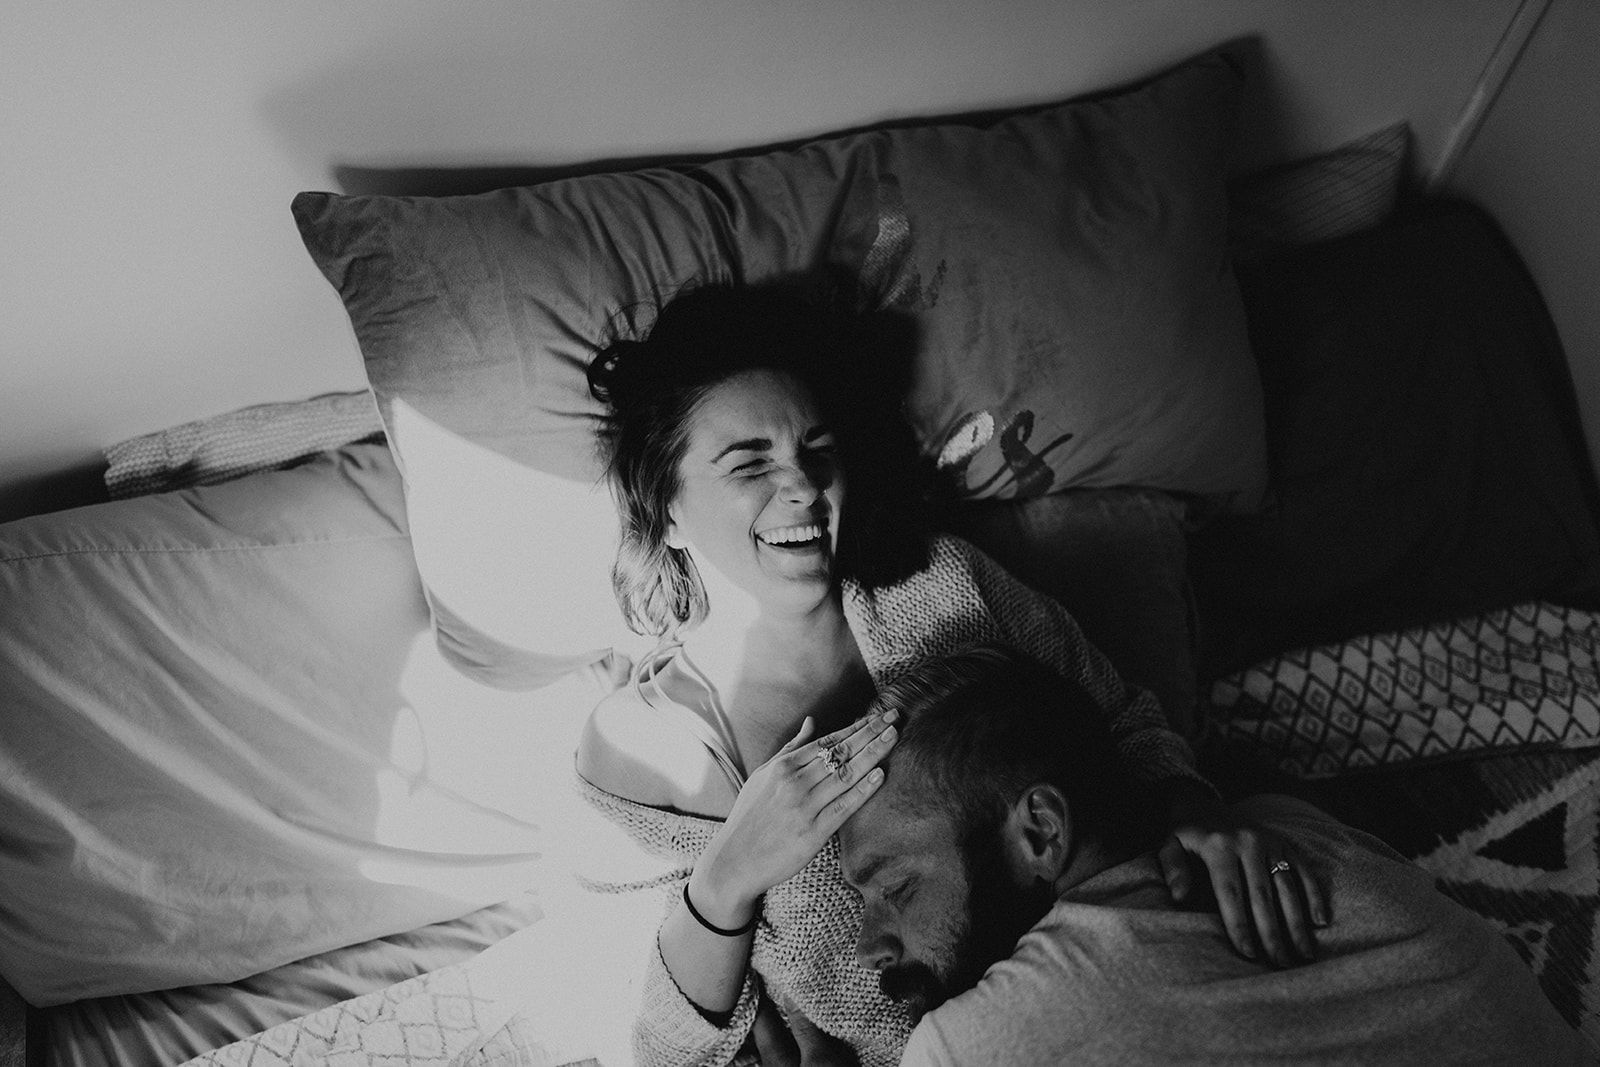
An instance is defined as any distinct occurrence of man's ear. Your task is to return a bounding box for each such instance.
[1002,784,1072,883]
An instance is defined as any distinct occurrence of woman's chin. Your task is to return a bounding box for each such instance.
[759,542,835,583]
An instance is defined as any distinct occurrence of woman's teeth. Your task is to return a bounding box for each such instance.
[758,523,824,546]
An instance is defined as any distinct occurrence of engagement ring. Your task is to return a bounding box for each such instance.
[1269,860,1293,876]
[822,741,852,781]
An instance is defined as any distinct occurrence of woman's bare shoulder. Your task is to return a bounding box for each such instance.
[576,686,728,813]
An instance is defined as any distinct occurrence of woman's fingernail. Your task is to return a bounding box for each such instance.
[882,725,897,742]
[881,708,898,724]
[867,768,884,783]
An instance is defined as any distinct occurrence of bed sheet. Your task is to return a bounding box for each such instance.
[40,892,543,1067]
[175,872,660,1067]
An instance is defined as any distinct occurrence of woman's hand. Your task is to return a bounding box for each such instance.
[749,996,859,1067]
[689,711,899,931]
[1157,782,1331,967]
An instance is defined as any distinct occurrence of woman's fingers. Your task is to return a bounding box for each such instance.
[1301,863,1333,928]
[1269,858,1319,960]
[818,767,886,832]
[1209,859,1262,962]
[1155,836,1196,902]
[799,710,899,788]
[838,714,897,785]
[778,716,817,755]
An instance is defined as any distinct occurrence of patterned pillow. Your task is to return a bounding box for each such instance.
[1207,601,1600,778]
[1228,122,1410,262]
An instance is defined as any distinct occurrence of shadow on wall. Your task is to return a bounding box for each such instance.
[328,37,1296,199]
[255,0,1342,199]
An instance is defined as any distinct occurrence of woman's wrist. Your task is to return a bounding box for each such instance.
[1166,777,1224,822]
[686,859,761,933]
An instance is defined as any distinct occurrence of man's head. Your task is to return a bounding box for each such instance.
[838,643,1163,1017]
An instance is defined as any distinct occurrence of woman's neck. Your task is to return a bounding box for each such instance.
[676,586,868,766]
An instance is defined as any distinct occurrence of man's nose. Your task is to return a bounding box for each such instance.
[856,912,902,973]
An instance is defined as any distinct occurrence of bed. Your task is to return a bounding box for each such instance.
[4,45,1599,1064]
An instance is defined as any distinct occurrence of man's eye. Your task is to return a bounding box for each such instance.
[885,879,915,906]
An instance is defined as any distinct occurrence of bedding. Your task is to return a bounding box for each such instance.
[102,392,385,500]
[1189,198,1600,677]
[0,441,595,1012]
[4,45,1597,1067]
[40,891,543,1067]
[290,47,1267,696]
[1208,600,1600,777]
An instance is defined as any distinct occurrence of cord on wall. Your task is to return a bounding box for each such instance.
[1428,0,1557,191]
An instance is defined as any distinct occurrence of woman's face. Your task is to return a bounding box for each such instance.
[667,368,846,616]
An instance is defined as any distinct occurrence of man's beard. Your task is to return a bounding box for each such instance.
[879,826,1056,1018]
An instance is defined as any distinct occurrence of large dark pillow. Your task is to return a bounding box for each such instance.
[937,489,1197,735]
[292,49,1265,689]
[1189,198,1600,679]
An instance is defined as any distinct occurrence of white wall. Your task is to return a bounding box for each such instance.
[0,0,1520,519]
[1444,0,1600,479]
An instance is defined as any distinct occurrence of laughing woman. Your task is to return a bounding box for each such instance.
[574,280,1327,1067]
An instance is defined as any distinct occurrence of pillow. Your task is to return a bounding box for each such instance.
[1227,122,1411,263]
[103,391,384,499]
[0,443,580,1006]
[1205,600,1600,778]
[1188,198,1600,680]
[935,489,1197,735]
[293,49,1265,686]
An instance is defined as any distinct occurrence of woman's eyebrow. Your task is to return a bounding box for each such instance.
[712,437,771,462]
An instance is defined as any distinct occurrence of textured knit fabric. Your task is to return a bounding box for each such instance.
[576,534,1203,1067]
[103,391,384,498]
[901,795,1589,1067]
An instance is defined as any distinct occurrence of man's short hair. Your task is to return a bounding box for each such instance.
[871,644,1165,852]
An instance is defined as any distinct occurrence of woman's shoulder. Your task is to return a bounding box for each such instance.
[850,532,1000,600]
[575,686,685,806]
[575,684,736,816]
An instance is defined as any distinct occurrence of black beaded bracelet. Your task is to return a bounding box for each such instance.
[682,883,758,937]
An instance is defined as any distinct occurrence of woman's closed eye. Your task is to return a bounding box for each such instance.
[727,445,834,477]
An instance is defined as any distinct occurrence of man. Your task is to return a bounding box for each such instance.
[838,644,1589,1066]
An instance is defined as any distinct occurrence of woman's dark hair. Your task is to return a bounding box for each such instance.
[586,275,925,636]
[870,643,1165,855]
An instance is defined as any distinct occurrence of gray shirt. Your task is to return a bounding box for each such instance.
[902,795,1590,1066]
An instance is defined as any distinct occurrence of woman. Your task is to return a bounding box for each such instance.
[574,280,1327,1067]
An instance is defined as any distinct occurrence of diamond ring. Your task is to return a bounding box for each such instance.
[1268,860,1293,877]
[821,741,852,781]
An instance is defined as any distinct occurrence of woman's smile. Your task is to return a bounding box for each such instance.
[757,522,826,549]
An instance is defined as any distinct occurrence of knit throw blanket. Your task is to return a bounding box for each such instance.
[1206,601,1600,777]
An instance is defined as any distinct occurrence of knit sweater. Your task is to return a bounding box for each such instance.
[576,534,1202,1067]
